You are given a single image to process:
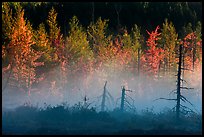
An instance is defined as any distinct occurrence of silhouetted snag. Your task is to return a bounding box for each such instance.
[120,86,135,112]
[138,48,141,77]
[154,42,196,120]
[192,33,197,71]
[99,81,114,111]
[178,43,197,117]
[175,43,195,119]
[120,86,125,112]
[176,44,182,119]
[83,94,89,109]
[101,81,107,111]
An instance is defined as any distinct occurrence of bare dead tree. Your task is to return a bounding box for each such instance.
[154,42,196,120]
[120,86,135,112]
[120,86,125,112]
[100,81,114,112]
[101,81,107,111]
[176,43,182,119]
[138,48,141,77]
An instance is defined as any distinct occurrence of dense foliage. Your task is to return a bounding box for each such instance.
[2,2,202,94]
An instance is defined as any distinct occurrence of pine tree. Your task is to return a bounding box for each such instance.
[7,6,44,94]
[67,16,93,64]
[130,24,144,76]
[47,7,63,64]
[34,23,53,67]
[47,7,61,45]
[64,16,94,89]
[2,2,14,66]
[121,28,132,49]
[194,21,202,63]
[87,17,111,54]
[160,19,178,76]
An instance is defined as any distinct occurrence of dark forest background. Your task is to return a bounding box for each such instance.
[8,2,202,38]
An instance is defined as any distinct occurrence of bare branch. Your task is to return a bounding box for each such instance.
[125,102,134,110]
[107,91,114,104]
[181,68,194,72]
[169,89,177,95]
[180,95,193,106]
[125,99,132,107]
[172,106,176,111]
[153,98,177,102]
[180,87,194,90]
[180,97,186,103]
[180,104,196,114]
[126,94,135,103]
[125,89,134,92]
[180,79,188,84]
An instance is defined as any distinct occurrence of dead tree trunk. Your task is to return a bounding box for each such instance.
[83,95,88,108]
[28,66,31,96]
[182,49,185,80]
[155,41,195,121]
[176,44,182,120]
[138,48,140,77]
[192,38,196,71]
[101,81,107,111]
[120,86,125,112]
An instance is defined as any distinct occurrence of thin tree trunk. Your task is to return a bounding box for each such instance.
[28,64,31,96]
[120,86,125,112]
[101,81,107,111]
[176,44,182,120]
[158,61,161,78]
[164,58,166,76]
[182,50,185,80]
[193,39,196,71]
[168,51,171,75]
[138,48,140,77]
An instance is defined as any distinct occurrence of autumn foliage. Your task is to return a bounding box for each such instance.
[141,26,164,77]
[4,6,44,94]
[2,4,202,95]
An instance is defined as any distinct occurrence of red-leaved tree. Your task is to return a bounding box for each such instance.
[141,26,164,78]
[182,32,202,71]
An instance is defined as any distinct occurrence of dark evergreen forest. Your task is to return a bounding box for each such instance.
[10,2,202,38]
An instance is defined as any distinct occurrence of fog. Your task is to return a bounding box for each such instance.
[2,63,202,114]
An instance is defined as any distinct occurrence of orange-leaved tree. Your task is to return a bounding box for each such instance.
[7,6,44,95]
[141,25,164,78]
